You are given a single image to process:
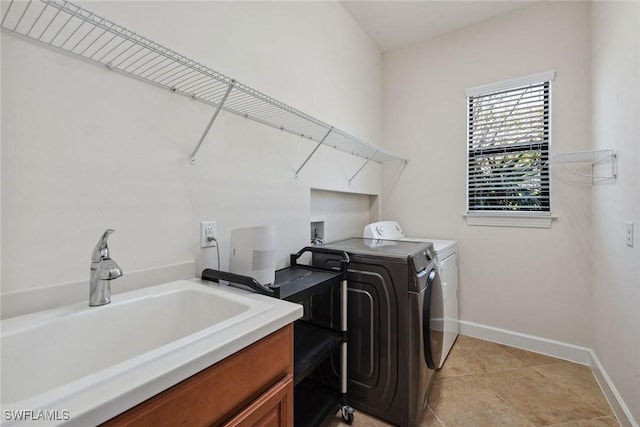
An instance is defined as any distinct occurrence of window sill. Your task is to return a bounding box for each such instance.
[464,214,556,229]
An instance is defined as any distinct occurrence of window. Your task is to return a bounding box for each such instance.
[466,72,554,221]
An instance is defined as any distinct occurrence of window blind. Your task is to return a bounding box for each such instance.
[467,80,550,213]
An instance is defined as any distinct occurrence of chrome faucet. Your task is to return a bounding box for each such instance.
[90,229,123,306]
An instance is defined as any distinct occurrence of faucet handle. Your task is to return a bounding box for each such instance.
[92,228,115,262]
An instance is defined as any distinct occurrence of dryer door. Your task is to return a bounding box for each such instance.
[423,268,444,369]
[407,267,438,427]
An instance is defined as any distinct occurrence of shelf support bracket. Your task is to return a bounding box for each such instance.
[190,81,234,165]
[348,150,378,185]
[295,128,333,178]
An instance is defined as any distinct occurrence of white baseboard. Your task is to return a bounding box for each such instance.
[459,320,638,427]
[1,261,197,319]
[459,320,592,364]
[590,350,639,427]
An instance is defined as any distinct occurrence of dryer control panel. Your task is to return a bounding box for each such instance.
[363,221,405,240]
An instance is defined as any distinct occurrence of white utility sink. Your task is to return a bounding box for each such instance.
[1,279,302,426]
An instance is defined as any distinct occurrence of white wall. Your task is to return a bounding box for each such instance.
[1,2,383,298]
[381,2,593,346]
[590,2,640,423]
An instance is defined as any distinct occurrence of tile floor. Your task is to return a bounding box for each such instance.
[327,335,619,427]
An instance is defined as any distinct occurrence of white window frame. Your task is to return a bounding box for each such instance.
[465,71,556,229]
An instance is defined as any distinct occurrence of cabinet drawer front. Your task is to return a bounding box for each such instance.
[224,374,293,427]
[103,325,293,427]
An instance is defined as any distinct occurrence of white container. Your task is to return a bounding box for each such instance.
[229,225,277,285]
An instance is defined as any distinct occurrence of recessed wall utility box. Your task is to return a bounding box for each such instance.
[201,221,217,248]
[310,221,325,245]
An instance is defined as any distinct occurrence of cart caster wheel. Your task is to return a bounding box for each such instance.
[341,406,355,425]
[342,412,354,425]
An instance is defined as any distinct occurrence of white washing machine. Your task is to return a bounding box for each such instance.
[363,221,459,367]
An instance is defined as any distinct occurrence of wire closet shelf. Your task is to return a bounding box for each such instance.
[2,0,407,178]
[549,149,617,183]
[549,149,615,165]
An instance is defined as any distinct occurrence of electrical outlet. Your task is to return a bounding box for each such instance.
[200,221,217,248]
[626,222,634,247]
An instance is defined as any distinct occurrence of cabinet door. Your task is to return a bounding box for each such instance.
[224,374,293,427]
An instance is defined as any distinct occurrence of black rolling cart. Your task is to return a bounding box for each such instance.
[201,246,355,426]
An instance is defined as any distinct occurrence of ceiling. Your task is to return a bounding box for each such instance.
[340,1,535,52]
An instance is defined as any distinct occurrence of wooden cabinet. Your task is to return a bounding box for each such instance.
[103,324,293,427]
